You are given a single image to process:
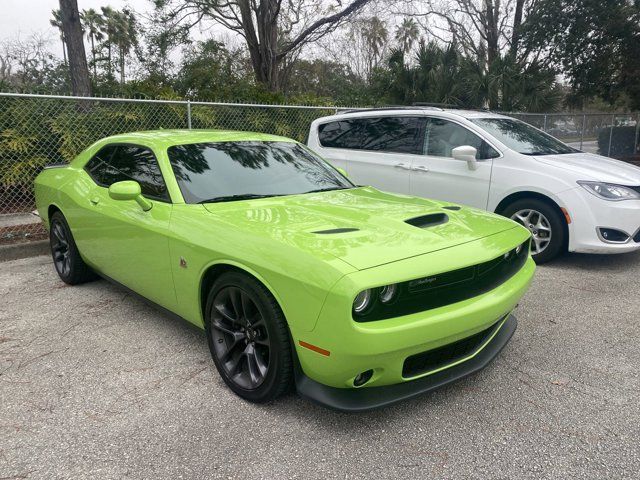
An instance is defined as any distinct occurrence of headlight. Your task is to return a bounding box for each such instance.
[353,289,373,314]
[577,181,640,201]
[379,284,398,304]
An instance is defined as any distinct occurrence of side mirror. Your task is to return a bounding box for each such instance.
[336,167,349,178]
[108,180,152,211]
[452,145,478,171]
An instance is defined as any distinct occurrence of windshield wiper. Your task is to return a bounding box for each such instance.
[302,186,352,194]
[198,193,281,204]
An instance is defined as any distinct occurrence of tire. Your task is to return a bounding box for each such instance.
[501,198,567,264]
[49,211,96,285]
[205,271,293,403]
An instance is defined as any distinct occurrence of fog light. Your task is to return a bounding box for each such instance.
[353,369,373,387]
[353,289,373,314]
[598,227,629,243]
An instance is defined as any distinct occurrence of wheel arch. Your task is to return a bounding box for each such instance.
[494,190,570,248]
[48,204,62,222]
[198,261,288,328]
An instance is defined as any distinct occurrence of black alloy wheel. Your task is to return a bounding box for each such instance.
[49,211,95,285]
[205,271,292,402]
[51,218,71,278]
[210,286,271,389]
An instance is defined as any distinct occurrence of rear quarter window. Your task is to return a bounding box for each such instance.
[318,116,426,155]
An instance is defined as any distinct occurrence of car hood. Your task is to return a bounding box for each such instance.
[533,153,640,184]
[202,187,520,270]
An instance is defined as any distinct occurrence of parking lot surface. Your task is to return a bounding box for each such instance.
[1,252,639,479]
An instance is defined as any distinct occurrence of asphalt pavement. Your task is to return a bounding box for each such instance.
[1,252,639,479]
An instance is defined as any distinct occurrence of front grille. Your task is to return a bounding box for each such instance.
[634,229,640,243]
[353,239,530,322]
[402,318,504,378]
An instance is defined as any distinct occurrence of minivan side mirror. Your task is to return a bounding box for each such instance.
[108,180,153,211]
[452,145,478,171]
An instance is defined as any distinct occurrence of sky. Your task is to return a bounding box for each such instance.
[1,0,142,44]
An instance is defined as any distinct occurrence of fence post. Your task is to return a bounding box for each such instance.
[187,100,192,129]
[580,114,586,150]
[635,113,640,155]
[607,114,615,157]
[543,114,548,131]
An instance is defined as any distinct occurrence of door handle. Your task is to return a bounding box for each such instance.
[90,197,100,205]
[412,165,430,172]
[394,162,411,170]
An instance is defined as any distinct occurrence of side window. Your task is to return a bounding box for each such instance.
[84,145,169,201]
[425,118,499,160]
[318,117,426,154]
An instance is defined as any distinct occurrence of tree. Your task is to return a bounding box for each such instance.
[80,8,104,80]
[395,17,420,54]
[142,6,190,84]
[112,9,138,84]
[522,0,640,109]
[361,16,389,77]
[154,0,374,91]
[58,0,92,96]
[100,6,117,80]
[50,9,67,65]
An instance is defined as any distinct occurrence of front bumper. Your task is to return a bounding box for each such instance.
[291,228,534,394]
[296,314,517,412]
[558,187,640,254]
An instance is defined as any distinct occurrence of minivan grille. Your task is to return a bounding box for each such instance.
[402,317,504,378]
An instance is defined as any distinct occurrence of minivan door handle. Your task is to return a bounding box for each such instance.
[412,165,430,172]
[394,162,411,170]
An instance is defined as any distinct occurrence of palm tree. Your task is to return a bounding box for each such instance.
[112,9,138,84]
[81,8,104,80]
[100,6,117,79]
[99,7,137,84]
[361,16,389,79]
[50,9,67,64]
[395,18,419,55]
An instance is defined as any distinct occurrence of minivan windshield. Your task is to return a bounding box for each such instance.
[167,141,354,204]
[471,118,578,156]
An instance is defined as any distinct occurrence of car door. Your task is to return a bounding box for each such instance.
[79,144,177,311]
[316,116,426,194]
[410,117,499,209]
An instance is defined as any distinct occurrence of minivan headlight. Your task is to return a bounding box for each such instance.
[577,181,640,201]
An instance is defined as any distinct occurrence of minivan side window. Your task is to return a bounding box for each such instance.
[425,118,499,160]
[318,117,427,155]
[84,144,170,201]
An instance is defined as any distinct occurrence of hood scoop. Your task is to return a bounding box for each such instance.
[405,213,449,229]
[312,227,360,234]
[442,205,461,211]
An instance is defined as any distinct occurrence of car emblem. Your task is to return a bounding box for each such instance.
[179,257,187,268]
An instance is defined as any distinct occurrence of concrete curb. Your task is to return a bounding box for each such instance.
[0,240,50,262]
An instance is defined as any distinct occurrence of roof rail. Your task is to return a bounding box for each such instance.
[336,105,444,114]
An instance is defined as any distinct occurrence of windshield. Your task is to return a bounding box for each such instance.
[167,141,354,203]
[471,118,578,155]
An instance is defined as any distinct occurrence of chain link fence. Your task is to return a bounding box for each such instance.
[1,92,639,245]
[0,92,340,244]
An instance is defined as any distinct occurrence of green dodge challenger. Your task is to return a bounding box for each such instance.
[34,130,535,411]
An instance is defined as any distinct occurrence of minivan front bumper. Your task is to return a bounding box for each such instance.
[558,187,640,253]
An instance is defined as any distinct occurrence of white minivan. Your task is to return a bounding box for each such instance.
[307,107,640,262]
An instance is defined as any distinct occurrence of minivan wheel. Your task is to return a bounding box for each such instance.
[502,199,566,264]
